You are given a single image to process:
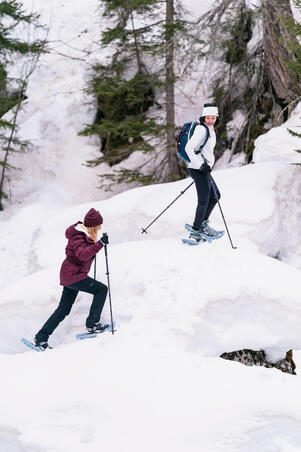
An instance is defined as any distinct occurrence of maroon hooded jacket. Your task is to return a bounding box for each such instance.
[60,222,103,286]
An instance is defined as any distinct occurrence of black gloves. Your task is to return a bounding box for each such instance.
[200,162,211,173]
[100,233,109,245]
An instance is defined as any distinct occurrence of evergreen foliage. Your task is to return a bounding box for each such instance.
[0,0,46,210]
[200,0,300,163]
[81,0,191,189]
[282,0,301,84]
[288,128,301,166]
[80,67,159,167]
[221,4,253,65]
[83,0,300,187]
[206,1,257,160]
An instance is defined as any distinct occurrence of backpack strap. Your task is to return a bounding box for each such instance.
[194,124,210,155]
[188,121,199,140]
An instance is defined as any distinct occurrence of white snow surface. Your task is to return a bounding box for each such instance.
[4,0,109,207]
[1,158,301,451]
[253,103,301,165]
[1,1,301,451]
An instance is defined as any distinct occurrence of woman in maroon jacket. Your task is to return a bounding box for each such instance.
[34,208,108,349]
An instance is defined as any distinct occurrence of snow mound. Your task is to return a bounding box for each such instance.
[253,103,301,165]
[0,161,300,360]
[1,160,300,296]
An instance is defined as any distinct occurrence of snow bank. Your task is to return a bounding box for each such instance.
[1,309,301,452]
[1,159,299,294]
[1,234,301,356]
[253,103,301,165]
[0,162,300,359]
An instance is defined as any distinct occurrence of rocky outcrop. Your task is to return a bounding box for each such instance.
[220,349,296,375]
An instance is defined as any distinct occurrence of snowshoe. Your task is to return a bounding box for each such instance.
[201,220,224,238]
[182,228,206,246]
[185,223,224,242]
[21,338,52,352]
[76,322,115,340]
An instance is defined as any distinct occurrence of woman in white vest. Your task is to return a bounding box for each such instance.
[185,103,224,243]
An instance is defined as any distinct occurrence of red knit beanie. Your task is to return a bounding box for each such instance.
[84,208,103,227]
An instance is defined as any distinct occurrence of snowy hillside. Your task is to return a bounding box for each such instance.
[1,152,301,450]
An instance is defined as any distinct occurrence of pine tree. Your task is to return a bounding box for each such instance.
[81,0,191,190]
[0,1,46,210]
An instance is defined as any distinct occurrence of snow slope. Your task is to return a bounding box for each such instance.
[1,158,300,292]
[2,339,301,452]
[0,158,301,450]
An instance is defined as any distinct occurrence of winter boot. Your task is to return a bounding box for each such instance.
[34,340,52,350]
[86,323,110,334]
[201,220,224,237]
[188,229,206,243]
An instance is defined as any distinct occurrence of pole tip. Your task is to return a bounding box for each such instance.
[141,228,147,234]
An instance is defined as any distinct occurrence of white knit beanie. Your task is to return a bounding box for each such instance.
[201,103,219,117]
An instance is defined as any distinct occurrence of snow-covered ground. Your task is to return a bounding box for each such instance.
[1,0,301,451]
[1,152,301,451]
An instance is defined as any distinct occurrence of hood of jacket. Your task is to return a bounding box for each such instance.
[65,221,90,240]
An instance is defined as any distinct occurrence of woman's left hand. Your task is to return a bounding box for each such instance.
[100,233,109,245]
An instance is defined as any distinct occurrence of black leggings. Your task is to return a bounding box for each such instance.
[35,277,108,342]
[189,168,220,230]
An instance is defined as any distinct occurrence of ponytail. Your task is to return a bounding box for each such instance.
[85,226,99,243]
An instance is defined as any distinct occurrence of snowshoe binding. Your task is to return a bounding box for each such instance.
[76,322,115,340]
[21,338,52,352]
[182,228,206,246]
[185,222,224,243]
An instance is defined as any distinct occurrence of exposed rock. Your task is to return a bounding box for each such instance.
[220,349,296,375]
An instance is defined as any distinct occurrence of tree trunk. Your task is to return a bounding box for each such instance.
[130,12,142,73]
[165,0,181,181]
[262,0,299,106]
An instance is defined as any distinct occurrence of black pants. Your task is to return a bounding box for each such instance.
[35,277,108,343]
[189,168,221,230]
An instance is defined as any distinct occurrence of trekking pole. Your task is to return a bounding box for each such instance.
[141,181,195,234]
[103,233,115,334]
[94,255,97,279]
[210,178,237,250]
